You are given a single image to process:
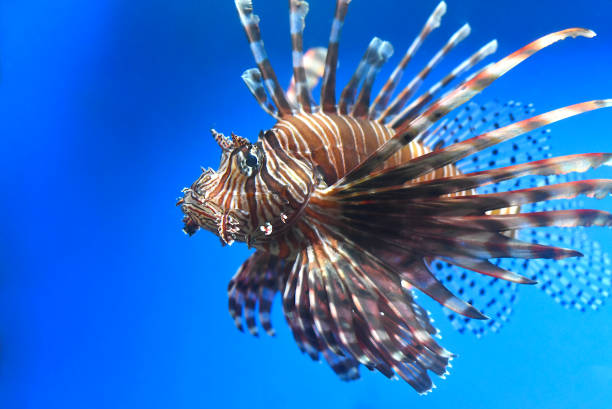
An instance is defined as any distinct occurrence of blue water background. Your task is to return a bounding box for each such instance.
[1,0,612,408]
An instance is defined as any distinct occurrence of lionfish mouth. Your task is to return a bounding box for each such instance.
[176,196,201,237]
[181,212,200,237]
[178,188,254,246]
[178,190,225,237]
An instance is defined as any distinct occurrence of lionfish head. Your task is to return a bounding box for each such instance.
[178,129,316,247]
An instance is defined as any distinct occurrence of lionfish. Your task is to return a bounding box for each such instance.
[178,0,612,393]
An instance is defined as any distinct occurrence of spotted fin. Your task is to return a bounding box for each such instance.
[405,100,611,335]
[525,228,611,311]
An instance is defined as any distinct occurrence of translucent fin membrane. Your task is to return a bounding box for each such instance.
[526,228,611,311]
[423,100,612,336]
[418,100,524,147]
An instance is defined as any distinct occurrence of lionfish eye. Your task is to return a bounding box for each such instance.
[245,152,258,168]
[236,145,263,177]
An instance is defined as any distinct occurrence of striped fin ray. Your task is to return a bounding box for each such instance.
[370,1,447,118]
[281,257,309,353]
[258,259,283,335]
[351,41,394,118]
[293,252,324,360]
[305,208,489,318]
[285,221,454,393]
[339,100,612,193]
[241,68,279,119]
[346,153,612,200]
[338,38,385,114]
[328,240,452,391]
[320,0,351,113]
[389,39,498,129]
[321,349,360,381]
[287,47,327,108]
[433,209,612,231]
[282,252,322,358]
[288,0,313,112]
[402,258,487,319]
[332,28,597,187]
[440,256,535,284]
[430,258,521,336]
[306,240,381,368]
[330,180,612,217]
[442,179,612,212]
[234,0,293,116]
[378,23,472,123]
[227,251,288,336]
[315,210,583,260]
[305,246,345,356]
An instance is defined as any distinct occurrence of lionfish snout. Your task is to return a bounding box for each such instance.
[177,166,218,235]
[179,183,299,247]
[178,184,250,245]
[178,187,210,237]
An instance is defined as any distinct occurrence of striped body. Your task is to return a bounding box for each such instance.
[179,0,612,394]
[249,112,465,258]
[274,112,460,185]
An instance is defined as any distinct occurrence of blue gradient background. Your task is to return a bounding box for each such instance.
[1,1,612,408]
